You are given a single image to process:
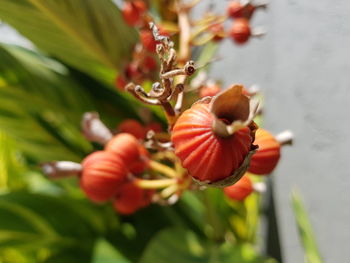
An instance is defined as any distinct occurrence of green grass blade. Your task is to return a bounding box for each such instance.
[291,190,324,263]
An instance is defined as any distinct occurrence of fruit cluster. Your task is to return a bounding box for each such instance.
[43,0,293,214]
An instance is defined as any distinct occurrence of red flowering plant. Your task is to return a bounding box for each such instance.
[0,0,306,262]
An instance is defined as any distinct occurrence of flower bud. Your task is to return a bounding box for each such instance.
[118,119,146,140]
[209,23,226,42]
[227,1,255,19]
[248,129,281,175]
[81,151,128,202]
[105,133,149,174]
[115,75,127,91]
[122,1,146,26]
[229,18,251,44]
[223,175,253,201]
[199,82,221,98]
[140,29,157,53]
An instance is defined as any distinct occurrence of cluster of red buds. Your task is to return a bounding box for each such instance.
[42,0,292,213]
[226,0,268,44]
[116,1,172,90]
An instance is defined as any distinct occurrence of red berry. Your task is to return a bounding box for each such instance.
[229,18,251,44]
[209,23,225,42]
[142,56,157,72]
[105,133,140,163]
[113,181,153,215]
[140,29,157,53]
[145,122,162,133]
[129,144,150,174]
[133,0,147,14]
[223,175,253,201]
[171,100,253,185]
[81,151,128,202]
[105,133,149,174]
[248,129,281,175]
[115,75,127,91]
[122,2,140,26]
[199,83,221,98]
[122,1,146,26]
[227,1,255,19]
[118,119,146,140]
[125,63,142,80]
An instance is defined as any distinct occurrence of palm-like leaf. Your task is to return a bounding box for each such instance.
[0,0,138,82]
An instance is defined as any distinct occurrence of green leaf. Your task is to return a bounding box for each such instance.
[92,239,131,263]
[139,228,275,263]
[0,192,106,261]
[0,0,138,82]
[291,190,324,263]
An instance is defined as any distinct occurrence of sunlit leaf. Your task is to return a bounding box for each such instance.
[0,0,138,82]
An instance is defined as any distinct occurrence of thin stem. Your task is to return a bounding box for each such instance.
[149,160,178,178]
[136,178,177,189]
[160,184,178,198]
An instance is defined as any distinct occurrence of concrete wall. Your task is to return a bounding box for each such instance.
[199,0,350,262]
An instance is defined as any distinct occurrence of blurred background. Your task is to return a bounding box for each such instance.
[1,0,349,262]
[194,0,350,262]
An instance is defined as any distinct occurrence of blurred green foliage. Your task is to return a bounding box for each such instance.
[0,0,321,262]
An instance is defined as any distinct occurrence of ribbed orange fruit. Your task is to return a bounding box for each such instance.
[81,151,128,202]
[105,133,149,174]
[171,101,253,185]
[223,175,253,201]
[248,129,281,175]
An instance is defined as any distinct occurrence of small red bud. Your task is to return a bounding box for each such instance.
[199,83,221,98]
[122,2,140,26]
[129,144,150,174]
[81,151,128,202]
[223,175,253,201]
[145,122,162,133]
[105,133,149,174]
[209,23,225,42]
[115,75,127,91]
[229,18,251,44]
[248,129,281,175]
[122,1,146,26]
[142,56,157,72]
[125,63,142,80]
[117,119,146,140]
[105,133,141,164]
[113,181,153,215]
[133,0,147,14]
[227,1,256,19]
[140,29,157,53]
